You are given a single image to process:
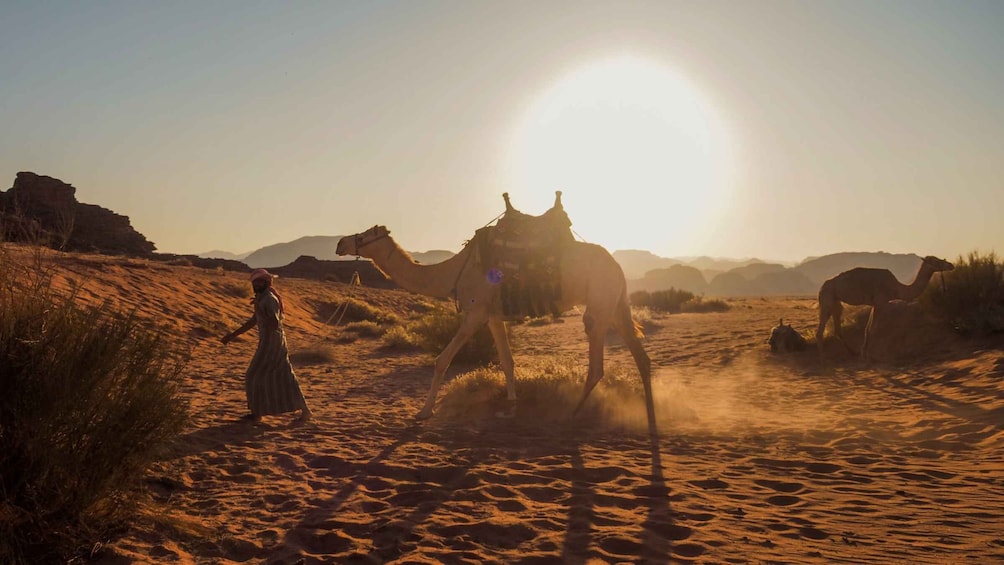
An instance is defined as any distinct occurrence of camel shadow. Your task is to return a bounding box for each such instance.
[267,425,489,563]
[262,412,677,564]
[557,420,680,564]
[874,370,1004,435]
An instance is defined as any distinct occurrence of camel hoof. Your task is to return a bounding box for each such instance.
[415,409,433,421]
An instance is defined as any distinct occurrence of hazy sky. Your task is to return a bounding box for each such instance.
[2,1,1002,262]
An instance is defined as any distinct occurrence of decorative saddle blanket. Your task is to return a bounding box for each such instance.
[477,192,575,318]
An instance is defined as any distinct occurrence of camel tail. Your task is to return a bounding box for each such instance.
[618,288,645,340]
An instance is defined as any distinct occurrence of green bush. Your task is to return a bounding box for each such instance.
[0,251,189,563]
[921,251,1004,335]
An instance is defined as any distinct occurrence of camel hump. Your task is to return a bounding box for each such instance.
[485,191,577,319]
[495,192,573,241]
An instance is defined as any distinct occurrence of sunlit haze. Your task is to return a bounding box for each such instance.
[2,1,1001,262]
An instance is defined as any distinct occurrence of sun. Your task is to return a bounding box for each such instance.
[506,55,732,256]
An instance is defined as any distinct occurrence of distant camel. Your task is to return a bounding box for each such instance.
[335,222,654,425]
[815,256,954,360]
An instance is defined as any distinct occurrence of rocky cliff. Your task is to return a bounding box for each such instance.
[0,172,155,256]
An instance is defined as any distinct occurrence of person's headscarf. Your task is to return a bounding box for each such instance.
[248,269,284,314]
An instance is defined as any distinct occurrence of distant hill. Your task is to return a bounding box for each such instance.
[241,236,346,268]
[747,270,817,296]
[794,252,923,285]
[612,250,681,280]
[728,262,787,280]
[632,252,926,297]
[411,250,456,265]
[627,264,707,295]
[197,249,249,261]
[683,256,768,272]
[204,233,929,298]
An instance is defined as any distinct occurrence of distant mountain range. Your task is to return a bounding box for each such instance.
[5,172,931,298]
[625,251,925,297]
[202,236,928,298]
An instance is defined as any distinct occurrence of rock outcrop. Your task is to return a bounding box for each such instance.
[267,255,396,289]
[0,172,155,256]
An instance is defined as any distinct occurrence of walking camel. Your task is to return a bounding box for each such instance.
[815,255,954,360]
[335,217,654,426]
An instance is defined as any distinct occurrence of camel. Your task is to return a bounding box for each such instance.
[335,205,654,426]
[815,255,954,360]
[767,318,807,353]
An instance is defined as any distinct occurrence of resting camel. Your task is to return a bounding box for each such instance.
[815,255,954,360]
[335,216,654,425]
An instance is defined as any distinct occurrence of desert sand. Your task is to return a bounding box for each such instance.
[25,248,1004,564]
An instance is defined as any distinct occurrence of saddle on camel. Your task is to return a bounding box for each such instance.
[477,191,575,319]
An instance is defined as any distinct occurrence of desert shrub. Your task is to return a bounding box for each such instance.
[342,320,385,337]
[381,325,420,349]
[315,297,398,325]
[630,288,695,313]
[921,251,1004,335]
[630,305,653,325]
[435,355,646,426]
[515,315,561,327]
[681,295,730,313]
[0,252,189,563]
[385,308,498,365]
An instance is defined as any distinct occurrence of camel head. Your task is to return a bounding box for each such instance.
[336,225,390,257]
[922,256,955,273]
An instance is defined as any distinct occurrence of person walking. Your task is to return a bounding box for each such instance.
[221,268,312,423]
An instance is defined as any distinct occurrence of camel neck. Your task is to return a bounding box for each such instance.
[902,264,935,301]
[369,240,473,300]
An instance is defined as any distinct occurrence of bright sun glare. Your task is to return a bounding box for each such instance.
[508,55,732,255]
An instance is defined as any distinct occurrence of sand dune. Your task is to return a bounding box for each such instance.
[12,247,1002,564]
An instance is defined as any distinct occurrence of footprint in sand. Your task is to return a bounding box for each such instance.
[766,494,803,506]
[689,477,729,490]
[672,542,707,558]
[754,479,806,493]
[805,462,842,474]
[598,536,643,557]
[799,526,829,540]
[431,523,537,550]
[289,528,355,554]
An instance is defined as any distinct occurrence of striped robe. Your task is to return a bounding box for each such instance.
[245,289,307,416]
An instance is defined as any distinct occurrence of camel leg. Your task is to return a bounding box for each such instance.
[486,316,516,404]
[612,296,656,433]
[861,305,883,362]
[416,311,486,420]
[816,301,831,356]
[573,309,611,417]
[831,302,856,356]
